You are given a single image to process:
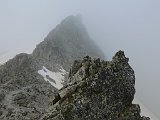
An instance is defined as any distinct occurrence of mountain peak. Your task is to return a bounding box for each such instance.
[61,15,82,25]
[32,15,104,72]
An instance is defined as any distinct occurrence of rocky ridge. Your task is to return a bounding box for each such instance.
[0,15,104,120]
[41,51,150,120]
[32,15,104,72]
[0,53,57,120]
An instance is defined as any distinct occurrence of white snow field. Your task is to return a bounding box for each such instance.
[38,66,67,89]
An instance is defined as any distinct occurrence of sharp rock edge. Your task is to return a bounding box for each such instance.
[40,51,150,120]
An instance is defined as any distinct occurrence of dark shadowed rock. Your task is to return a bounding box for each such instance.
[41,51,150,120]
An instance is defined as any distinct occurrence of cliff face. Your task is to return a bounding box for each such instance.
[41,51,150,120]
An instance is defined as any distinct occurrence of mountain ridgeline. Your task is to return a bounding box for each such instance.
[32,16,104,71]
[41,51,150,120]
[0,15,104,120]
[0,15,150,120]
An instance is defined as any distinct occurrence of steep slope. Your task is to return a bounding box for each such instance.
[32,15,104,72]
[0,15,104,120]
[41,51,150,120]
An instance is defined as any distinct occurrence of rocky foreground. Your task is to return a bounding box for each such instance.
[41,51,150,120]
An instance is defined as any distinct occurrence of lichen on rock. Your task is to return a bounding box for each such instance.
[41,50,150,120]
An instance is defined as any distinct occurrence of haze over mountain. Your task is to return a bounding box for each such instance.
[0,15,104,120]
[32,15,104,72]
[0,1,160,119]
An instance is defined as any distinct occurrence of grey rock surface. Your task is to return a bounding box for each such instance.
[0,53,57,120]
[41,51,150,120]
[0,15,104,120]
[32,15,104,72]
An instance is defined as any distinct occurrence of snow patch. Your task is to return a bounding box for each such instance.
[38,66,67,89]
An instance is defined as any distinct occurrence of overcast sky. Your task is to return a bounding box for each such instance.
[0,0,160,119]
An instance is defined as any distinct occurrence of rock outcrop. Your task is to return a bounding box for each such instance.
[41,51,150,120]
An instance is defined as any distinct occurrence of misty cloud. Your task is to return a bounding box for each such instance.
[0,0,160,119]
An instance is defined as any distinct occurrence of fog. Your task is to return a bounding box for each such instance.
[0,0,160,119]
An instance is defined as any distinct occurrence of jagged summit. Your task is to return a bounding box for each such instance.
[41,51,150,120]
[32,15,104,72]
[47,15,84,39]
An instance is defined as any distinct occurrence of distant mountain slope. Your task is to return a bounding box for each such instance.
[0,15,104,120]
[0,47,33,65]
[32,15,104,72]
